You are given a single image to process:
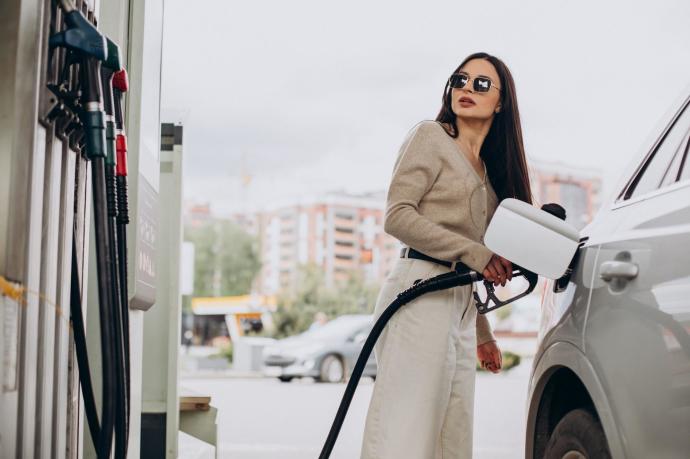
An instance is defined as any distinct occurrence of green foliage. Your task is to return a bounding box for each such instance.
[218,342,233,363]
[181,295,192,314]
[476,350,521,372]
[270,263,380,339]
[495,304,513,321]
[183,219,262,302]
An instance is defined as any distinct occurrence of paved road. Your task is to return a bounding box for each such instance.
[179,357,532,459]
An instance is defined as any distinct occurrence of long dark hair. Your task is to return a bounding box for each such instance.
[435,52,533,204]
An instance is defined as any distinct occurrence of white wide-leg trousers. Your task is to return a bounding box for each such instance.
[360,257,478,459]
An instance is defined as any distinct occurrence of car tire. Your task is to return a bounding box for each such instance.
[319,354,344,383]
[544,408,611,459]
[278,376,294,383]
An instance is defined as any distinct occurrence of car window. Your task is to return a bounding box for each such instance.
[676,136,690,182]
[660,131,690,187]
[627,103,690,199]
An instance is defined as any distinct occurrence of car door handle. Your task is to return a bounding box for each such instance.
[599,260,639,282]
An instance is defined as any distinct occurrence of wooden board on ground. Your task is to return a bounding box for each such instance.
[179,387,211,411]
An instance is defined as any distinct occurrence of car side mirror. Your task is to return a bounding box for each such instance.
[484,198,581,279]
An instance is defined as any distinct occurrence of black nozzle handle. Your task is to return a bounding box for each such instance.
[473,267,539,314]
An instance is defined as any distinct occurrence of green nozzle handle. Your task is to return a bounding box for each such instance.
[104,38,122,71]
[83,110,107,159]
[105,121,116,166]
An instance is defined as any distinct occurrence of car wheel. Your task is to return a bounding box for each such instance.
[319,355,344,383]
[544,408,611,459]
[278,376,294,383]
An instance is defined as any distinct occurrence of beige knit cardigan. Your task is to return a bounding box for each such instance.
[383,119,499,345]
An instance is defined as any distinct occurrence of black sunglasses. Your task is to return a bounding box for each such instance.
[448,72,501,93]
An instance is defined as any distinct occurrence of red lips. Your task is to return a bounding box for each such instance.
[459,96,475,105]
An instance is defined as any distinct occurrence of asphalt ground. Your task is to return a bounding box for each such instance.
[179,356,532,458]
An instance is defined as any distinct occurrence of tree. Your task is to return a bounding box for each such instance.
[183,219,262,301]
[270,262,381,338]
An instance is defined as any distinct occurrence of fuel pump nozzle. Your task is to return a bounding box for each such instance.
[48,2,107,62]
[472,203,567,313]
[99,37,133,459]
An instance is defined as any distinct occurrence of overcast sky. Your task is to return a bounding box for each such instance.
[161,0,690,216]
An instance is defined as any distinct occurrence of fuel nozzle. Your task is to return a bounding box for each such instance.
[116,134,128,178]
[49,3,108,159]
[101,38,123,119]
[112,68,130,224]
[473,202,568,314]
[49,7,107,62]
[99,37,124,221]
[112,69,129,132]
[113,69,129,93]
[112,70,130,226]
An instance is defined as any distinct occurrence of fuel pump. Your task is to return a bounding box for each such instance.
[49,1,128,456]
[1,0,165,456]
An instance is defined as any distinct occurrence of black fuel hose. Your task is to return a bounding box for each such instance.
[114,70,132,450]
[82,54,116,458]
[105,165,128,459]
[319,264,481,459]
[116,182,131,449]
[103,64,129,458]
[90,157,117,458]
[69,236,101,444]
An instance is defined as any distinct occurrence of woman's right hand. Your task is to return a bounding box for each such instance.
[482,254,512,287]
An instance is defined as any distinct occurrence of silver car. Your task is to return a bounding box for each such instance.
[526,89,690,458]
[262,314,377,383]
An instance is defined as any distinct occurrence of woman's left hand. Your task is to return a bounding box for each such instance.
[477,340,502,373]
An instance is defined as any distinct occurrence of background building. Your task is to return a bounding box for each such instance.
[529,159,602,230]
[193,160,602,298]
[183,201,214,228]
[235,191,399,294]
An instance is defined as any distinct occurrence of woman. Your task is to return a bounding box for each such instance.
[360,52,533,459]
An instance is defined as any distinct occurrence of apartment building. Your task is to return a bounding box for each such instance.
[188,160,601,295]
[241,191,400,294]
[529,159,602,230]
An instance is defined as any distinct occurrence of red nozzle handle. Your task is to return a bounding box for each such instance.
[116,134,128,176]
[113,69,129,92]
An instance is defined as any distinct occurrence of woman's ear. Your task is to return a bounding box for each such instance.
[495,105,502,113]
